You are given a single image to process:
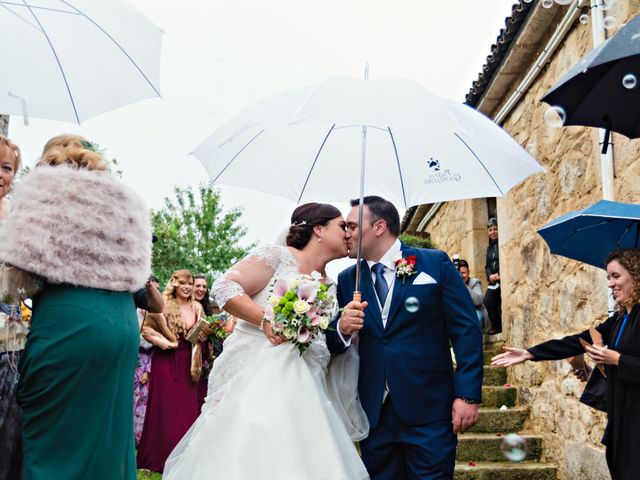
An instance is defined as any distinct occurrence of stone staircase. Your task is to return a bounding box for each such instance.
[454,338,558,480]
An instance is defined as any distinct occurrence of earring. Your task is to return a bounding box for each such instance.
[318,237,322,243]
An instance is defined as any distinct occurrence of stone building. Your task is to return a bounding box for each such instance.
[405,1,640,478]
[0,115,8,136]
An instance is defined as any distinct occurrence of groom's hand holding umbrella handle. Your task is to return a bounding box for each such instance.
[339,300,367,336]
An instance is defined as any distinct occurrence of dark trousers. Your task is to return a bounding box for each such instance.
[360,398,456,480]
[483,286,502,333]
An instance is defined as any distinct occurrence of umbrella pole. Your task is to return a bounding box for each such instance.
[354,123,367,303]
[354,64,369,302]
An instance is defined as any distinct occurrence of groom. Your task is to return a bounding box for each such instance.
[326,196,483,479]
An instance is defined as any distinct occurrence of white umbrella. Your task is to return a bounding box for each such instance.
[1,0,162,124]
[194,76,542,208]
[193,76,543,291]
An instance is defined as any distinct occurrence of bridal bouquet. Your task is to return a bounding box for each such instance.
[263,271,334,355]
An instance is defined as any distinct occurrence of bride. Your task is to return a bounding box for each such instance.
[164,202,369,480]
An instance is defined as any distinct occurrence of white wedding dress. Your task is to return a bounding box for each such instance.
[164,245,369,480]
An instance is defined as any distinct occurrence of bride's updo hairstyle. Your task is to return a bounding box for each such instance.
[286,202,342,249]
[37,134,109,172]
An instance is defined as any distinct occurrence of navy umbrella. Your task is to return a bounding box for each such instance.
[541,14,640,153]
[537,200,640,269]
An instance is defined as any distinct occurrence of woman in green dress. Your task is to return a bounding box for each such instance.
[0,134,152,480]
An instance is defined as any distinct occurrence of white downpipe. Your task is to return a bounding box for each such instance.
[591,0,615,200]
[494,0,587,123]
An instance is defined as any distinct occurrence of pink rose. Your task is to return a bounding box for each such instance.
[263,304,275,322]
[308,310,320,326]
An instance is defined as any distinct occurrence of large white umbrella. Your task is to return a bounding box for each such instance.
[194,76,542,208]
[1,0,162,124]
[193,76,543,291]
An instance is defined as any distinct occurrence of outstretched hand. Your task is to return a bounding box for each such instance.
[491,347,534,367]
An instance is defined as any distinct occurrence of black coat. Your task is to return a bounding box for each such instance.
[528,305,640,480]
[485,240,499,282]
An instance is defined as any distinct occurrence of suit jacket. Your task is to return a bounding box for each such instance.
[528,305,640,480]
[326,244,483,428]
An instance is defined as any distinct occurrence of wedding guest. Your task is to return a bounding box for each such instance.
[194,274,213,316]
[0,134,151,480]
[458,259,489,331]
[0,134,24,480]
[137,269,209,474]
[492,248,640,480]
[133,275,162,447]
[483,217,502,334]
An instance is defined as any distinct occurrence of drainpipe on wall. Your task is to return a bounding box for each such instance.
[591,0,615,200]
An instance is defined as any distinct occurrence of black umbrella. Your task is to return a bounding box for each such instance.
[541,14,640,153]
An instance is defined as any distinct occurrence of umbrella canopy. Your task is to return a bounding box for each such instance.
[537,200,640,269]
[194,76,542,209]
[541,14,640,142]
[1,0,162,124]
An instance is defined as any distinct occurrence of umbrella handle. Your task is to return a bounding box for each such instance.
[353,291,362,303]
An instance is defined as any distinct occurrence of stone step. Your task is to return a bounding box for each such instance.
[454,461,557,480]
[481,385,517,408]
[483,349,504,365]
[456,433,542,462]
[483,365,507,386]
[470,407,528,433]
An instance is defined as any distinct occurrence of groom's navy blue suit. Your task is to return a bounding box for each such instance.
[326,244,483,479]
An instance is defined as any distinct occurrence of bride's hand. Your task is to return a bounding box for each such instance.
[263,321,287,346]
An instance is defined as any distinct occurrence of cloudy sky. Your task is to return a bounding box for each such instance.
[7,0,516,274]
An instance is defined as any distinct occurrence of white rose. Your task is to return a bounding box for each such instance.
[319,316,329,330]
[269,295,280,307]
[293,300,311,315]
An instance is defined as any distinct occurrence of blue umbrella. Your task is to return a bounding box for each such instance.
[537,200,640,269]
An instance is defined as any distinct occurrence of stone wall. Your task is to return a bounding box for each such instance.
[493,5,638,479]
[0,115,8,136]
[417,2,640,478]
[420,199,489,286]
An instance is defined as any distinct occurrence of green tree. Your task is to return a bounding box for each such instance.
[399,232,436,249]
[151,184,253,285]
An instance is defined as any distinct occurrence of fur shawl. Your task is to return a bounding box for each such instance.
[0,165,151,292]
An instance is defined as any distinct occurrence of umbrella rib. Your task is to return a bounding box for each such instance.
[0,3,42,31]
[0,2,80,14]
[297,123,336,203]
[453,132,504,196]
[211,129,265,183]
[19,0,80,123]
[58,0,161,97]
[387,127,407,208]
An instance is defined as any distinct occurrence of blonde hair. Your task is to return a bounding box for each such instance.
[163,269,197,336]
[36,134,108,172]
[0,135,22,172]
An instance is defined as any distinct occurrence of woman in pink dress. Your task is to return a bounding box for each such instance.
[136,270,209,473]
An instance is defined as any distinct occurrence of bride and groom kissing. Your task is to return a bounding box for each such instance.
[163,196,484,480]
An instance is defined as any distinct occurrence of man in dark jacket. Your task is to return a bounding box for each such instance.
[483,217,502,334]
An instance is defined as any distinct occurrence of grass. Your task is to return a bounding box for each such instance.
[137,470,162,479]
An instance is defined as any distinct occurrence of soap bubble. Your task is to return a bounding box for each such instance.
[542,0,554,8]
[602,0,616,11]
[579,13,590,24]
[404,297,420,313]
[543,106,566,128]
[501,433,528,462]
[603,16,616,30]
[622,74,637,90]
[523,0,533,3]
[554,0,573,5]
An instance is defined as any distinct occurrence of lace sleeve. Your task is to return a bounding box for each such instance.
[212,245,283,308]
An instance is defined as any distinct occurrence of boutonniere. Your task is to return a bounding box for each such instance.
[394,253,417,283]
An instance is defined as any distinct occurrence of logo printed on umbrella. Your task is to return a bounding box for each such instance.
[427,157,441,171]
